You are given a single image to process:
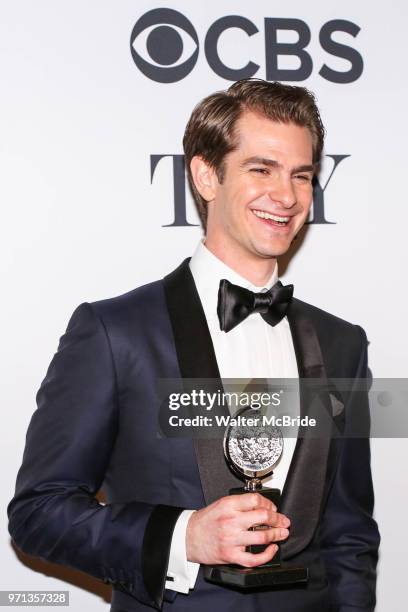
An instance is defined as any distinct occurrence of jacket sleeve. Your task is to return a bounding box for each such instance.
[319,325,380,612]
[7,302,183,610]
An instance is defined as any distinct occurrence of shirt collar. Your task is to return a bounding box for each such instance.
[189,240,279,315]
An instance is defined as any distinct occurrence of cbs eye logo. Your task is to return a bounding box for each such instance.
[130,8,199,83]
[130,8,363,84]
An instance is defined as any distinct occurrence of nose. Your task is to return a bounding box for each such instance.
[267,174,297,209]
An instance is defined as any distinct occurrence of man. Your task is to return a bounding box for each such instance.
[8,79,379,611]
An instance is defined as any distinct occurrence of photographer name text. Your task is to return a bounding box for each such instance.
[168,414,316,427]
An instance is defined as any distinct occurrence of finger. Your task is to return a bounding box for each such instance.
[213,522,288,549]
[231,493,277,512]
[232,543,280,568]
[238,509,291,530]
[239,526,289,547]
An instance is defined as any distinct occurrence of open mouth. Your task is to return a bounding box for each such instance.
[252,209,291,227]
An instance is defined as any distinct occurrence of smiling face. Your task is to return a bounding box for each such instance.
[192,111,315,282]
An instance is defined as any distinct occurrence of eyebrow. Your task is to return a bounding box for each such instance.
[241,156,315,173]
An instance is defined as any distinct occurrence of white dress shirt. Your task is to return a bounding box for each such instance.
[165,240,299,593]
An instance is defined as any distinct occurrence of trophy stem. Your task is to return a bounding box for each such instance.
[244,478,263,491]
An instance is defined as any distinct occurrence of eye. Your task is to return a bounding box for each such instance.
[294,174,312,183]
[250,167,269,175]
[130,8,199,83]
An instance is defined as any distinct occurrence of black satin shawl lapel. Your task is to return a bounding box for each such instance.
[280,298,332,559]
[163,259,220,380]
[163,259,241,504]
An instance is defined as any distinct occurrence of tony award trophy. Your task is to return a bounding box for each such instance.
[204,406,308,589]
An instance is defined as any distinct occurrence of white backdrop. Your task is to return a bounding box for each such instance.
[1,1,407,610]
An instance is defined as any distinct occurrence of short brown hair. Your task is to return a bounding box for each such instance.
[183,78,325,229]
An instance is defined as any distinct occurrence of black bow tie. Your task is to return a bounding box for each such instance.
[217,279,294,333]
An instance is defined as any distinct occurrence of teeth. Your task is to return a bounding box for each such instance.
[252,210,290,223]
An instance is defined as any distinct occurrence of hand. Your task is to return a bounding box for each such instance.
[186,493,290,567]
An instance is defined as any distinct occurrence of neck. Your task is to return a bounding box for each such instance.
[204,240,277,286]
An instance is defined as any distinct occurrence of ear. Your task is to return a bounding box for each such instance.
[189,156,218,202]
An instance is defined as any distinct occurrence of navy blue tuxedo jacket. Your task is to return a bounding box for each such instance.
[8,259,379,612]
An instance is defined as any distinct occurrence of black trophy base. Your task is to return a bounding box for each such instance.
[203,563,308,589]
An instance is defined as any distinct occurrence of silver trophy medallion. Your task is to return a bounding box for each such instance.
[224,406,283,490]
